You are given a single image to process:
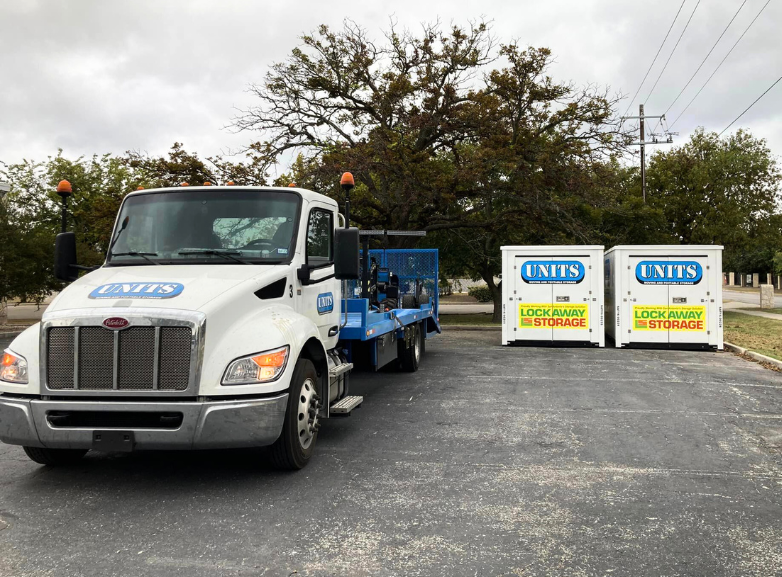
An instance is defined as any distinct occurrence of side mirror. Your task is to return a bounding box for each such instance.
[334,227,360,280]
[54,232,78,282]
[297,263,311,285]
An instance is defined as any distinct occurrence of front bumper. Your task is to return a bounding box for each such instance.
[0,394,288,450]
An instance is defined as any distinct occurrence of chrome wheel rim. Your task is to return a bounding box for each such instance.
[296,377,318,450]
[414,328,421,363]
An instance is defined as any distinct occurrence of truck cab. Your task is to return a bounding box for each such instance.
[0,183,370,469]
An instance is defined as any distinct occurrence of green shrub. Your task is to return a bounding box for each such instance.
[468,285,493,302]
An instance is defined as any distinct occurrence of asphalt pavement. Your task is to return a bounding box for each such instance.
[1,332,782,576]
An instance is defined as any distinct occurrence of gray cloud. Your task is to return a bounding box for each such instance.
[1,0,780,169]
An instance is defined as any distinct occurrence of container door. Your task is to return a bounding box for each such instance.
[627,256,670,344]
[515,256,553,341]
[667,255,709,344]
[551,255,592,342]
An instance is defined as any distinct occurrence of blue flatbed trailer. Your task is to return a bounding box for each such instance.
[338,248,441,370]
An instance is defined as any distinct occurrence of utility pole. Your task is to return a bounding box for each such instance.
[621,104,676,203]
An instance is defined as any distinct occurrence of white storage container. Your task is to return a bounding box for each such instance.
[501,246,605,347]
[604,245,723,349]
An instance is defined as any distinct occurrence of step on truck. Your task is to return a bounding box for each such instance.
[0,174,440,469]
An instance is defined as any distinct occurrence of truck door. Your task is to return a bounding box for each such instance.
[551,256,591,342]
[627,256,669,344]
[515,256,553,341]
[667,255,709,344]
[299,203,340,350]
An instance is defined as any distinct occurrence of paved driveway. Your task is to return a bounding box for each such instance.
[1,332,781,576]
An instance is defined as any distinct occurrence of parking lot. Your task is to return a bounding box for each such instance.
[1,331,781,576]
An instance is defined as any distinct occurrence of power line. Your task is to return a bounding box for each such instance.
[719,74,782,136]
[644,0,701,105]
[620,0,687,119]
[669,0,772,129]
[662,0,747,117]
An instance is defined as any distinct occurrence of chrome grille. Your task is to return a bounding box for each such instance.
[79,327,114,390]
[118,327,155,390]
[46,325,193,392]
[47,328,74,389]
[158,327,191,391]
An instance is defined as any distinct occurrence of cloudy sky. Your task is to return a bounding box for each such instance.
[1,0,780,172]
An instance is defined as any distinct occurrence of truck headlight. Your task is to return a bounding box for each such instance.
[1,350,28,384]
[221,346,289,385]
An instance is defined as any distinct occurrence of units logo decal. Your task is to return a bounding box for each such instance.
[317,292,334,315]
[89,282,185,299]
[635,261,702,285]
[633,305,706,331]
[519,303,588,329]
[521,260,585,284]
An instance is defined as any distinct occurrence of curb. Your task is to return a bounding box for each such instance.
[724,341,782,371]
[441,325,501,331]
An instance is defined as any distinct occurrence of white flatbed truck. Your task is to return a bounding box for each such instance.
[0,175,439,469]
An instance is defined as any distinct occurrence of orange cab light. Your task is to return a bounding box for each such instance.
[288,182,296,187]
[340,172,354,187]
[203,182,212,186]
[56,180,72,194]
[180,182,190,187]
[136,186,145,190]
[2,353,15,366]
[226,181,235,186]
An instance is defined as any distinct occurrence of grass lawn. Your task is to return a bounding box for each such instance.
[439,313,499,326]
[723,311,782,361]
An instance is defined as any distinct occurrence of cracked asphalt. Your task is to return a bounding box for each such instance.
[1,331,781,576]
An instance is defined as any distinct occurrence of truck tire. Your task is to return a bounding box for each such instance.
[23,446,87,466]
[399,323,421,372]
[401,294,417,309]
[270,358,320,470]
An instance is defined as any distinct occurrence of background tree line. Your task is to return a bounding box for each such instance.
[1,20,780,322]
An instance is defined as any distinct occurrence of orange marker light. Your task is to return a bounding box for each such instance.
[340,172,354,187]
[180,182,189,187]
[56,180,72,195]
[136,186,145,190]
[251,349,287,368]
[226,181,235,186]
[1,353,15,366]
[203,182,212,186]
[288,182,296,187]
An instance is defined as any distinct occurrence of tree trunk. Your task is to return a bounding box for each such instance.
[480,271,502,324]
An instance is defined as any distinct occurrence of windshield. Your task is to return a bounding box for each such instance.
[107,189,300,265]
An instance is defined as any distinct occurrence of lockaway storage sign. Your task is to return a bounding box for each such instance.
[632,305,706,331]
[519,303,589,329]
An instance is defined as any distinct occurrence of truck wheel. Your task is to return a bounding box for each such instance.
[400,323,421,372]
[271,358,320,470]
[23,446,87,466]
[401,294,417,309]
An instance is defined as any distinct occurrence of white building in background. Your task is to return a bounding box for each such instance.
[0,181,9,204]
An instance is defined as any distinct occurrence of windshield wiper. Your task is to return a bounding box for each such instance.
[110,251,161,265]
[178,249,252,264]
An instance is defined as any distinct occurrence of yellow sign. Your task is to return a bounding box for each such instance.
[519,303,588,329]
[633,305,706,331]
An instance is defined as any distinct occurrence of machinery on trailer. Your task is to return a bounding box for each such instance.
[0,174,439,469]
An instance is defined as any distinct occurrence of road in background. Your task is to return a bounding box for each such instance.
[724,288,782,307]
[1,332,781,576]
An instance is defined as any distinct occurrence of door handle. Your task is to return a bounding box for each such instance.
[328,326,339,337]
